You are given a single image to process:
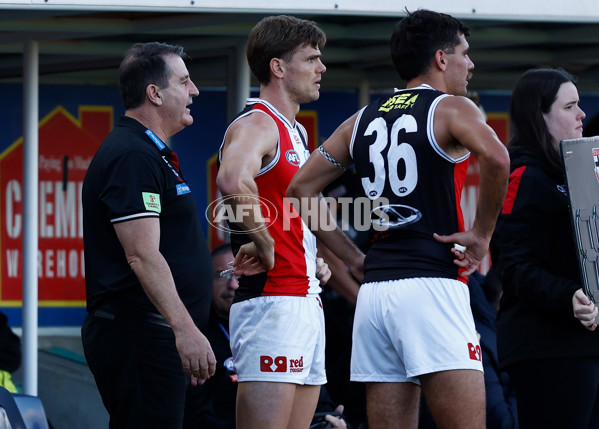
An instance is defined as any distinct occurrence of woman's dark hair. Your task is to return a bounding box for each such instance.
[509,67,578,174]
[246,15,326,85]
[119,42,189,110]
[390,9,470,82]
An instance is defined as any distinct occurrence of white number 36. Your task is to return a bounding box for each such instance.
[361,114,418,199]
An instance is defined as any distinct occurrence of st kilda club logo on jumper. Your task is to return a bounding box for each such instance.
[260,355,304,373]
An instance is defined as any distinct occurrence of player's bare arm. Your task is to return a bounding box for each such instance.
[433,96,510,273]
[217,113,279,274]
[288,112,365,281]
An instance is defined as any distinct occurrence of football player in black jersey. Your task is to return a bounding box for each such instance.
[288,9,509,429]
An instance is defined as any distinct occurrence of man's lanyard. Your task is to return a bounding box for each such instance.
[217,322,230,341]
[145,129,185,183]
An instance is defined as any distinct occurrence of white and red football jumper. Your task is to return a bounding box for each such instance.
[218,99,320,302]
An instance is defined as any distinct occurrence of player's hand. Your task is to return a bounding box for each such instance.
[324,405,348,428]
[573,288,598,331]
[316,257,331,285]
[433,230,489,276]
[233,241,274,276]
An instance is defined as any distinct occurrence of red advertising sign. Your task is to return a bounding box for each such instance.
[460,112,509,272]
[486,112,509,145]
[0,106,112,306]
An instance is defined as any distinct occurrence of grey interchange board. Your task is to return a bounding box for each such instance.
[561,136,599,306]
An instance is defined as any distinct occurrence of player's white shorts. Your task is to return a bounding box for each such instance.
[230,295,326,385]
[351,277,483,384]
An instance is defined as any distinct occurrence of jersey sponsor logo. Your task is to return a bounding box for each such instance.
[259,355,304,373]
[176,183,190,195]
[378,93,419,112]
[142,192,161,213]
[371,204,422,229]
[468,343,482,361]
[285,150,301,166]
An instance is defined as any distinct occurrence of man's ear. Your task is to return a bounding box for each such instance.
[434,50,447,71]
[146,84,162,106]
[270,57,285,79]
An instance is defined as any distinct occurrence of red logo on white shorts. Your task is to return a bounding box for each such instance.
[260,355,287,372]
[468,343,482,361]
[289,357,304,373]
[259,355,304,373]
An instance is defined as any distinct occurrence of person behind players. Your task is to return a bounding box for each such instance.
[491,67,599,429]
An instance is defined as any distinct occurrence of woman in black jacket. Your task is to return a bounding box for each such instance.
[491,68,599,429]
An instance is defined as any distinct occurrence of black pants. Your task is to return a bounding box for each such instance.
[82,312,186,429]
[508,357,599,429]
